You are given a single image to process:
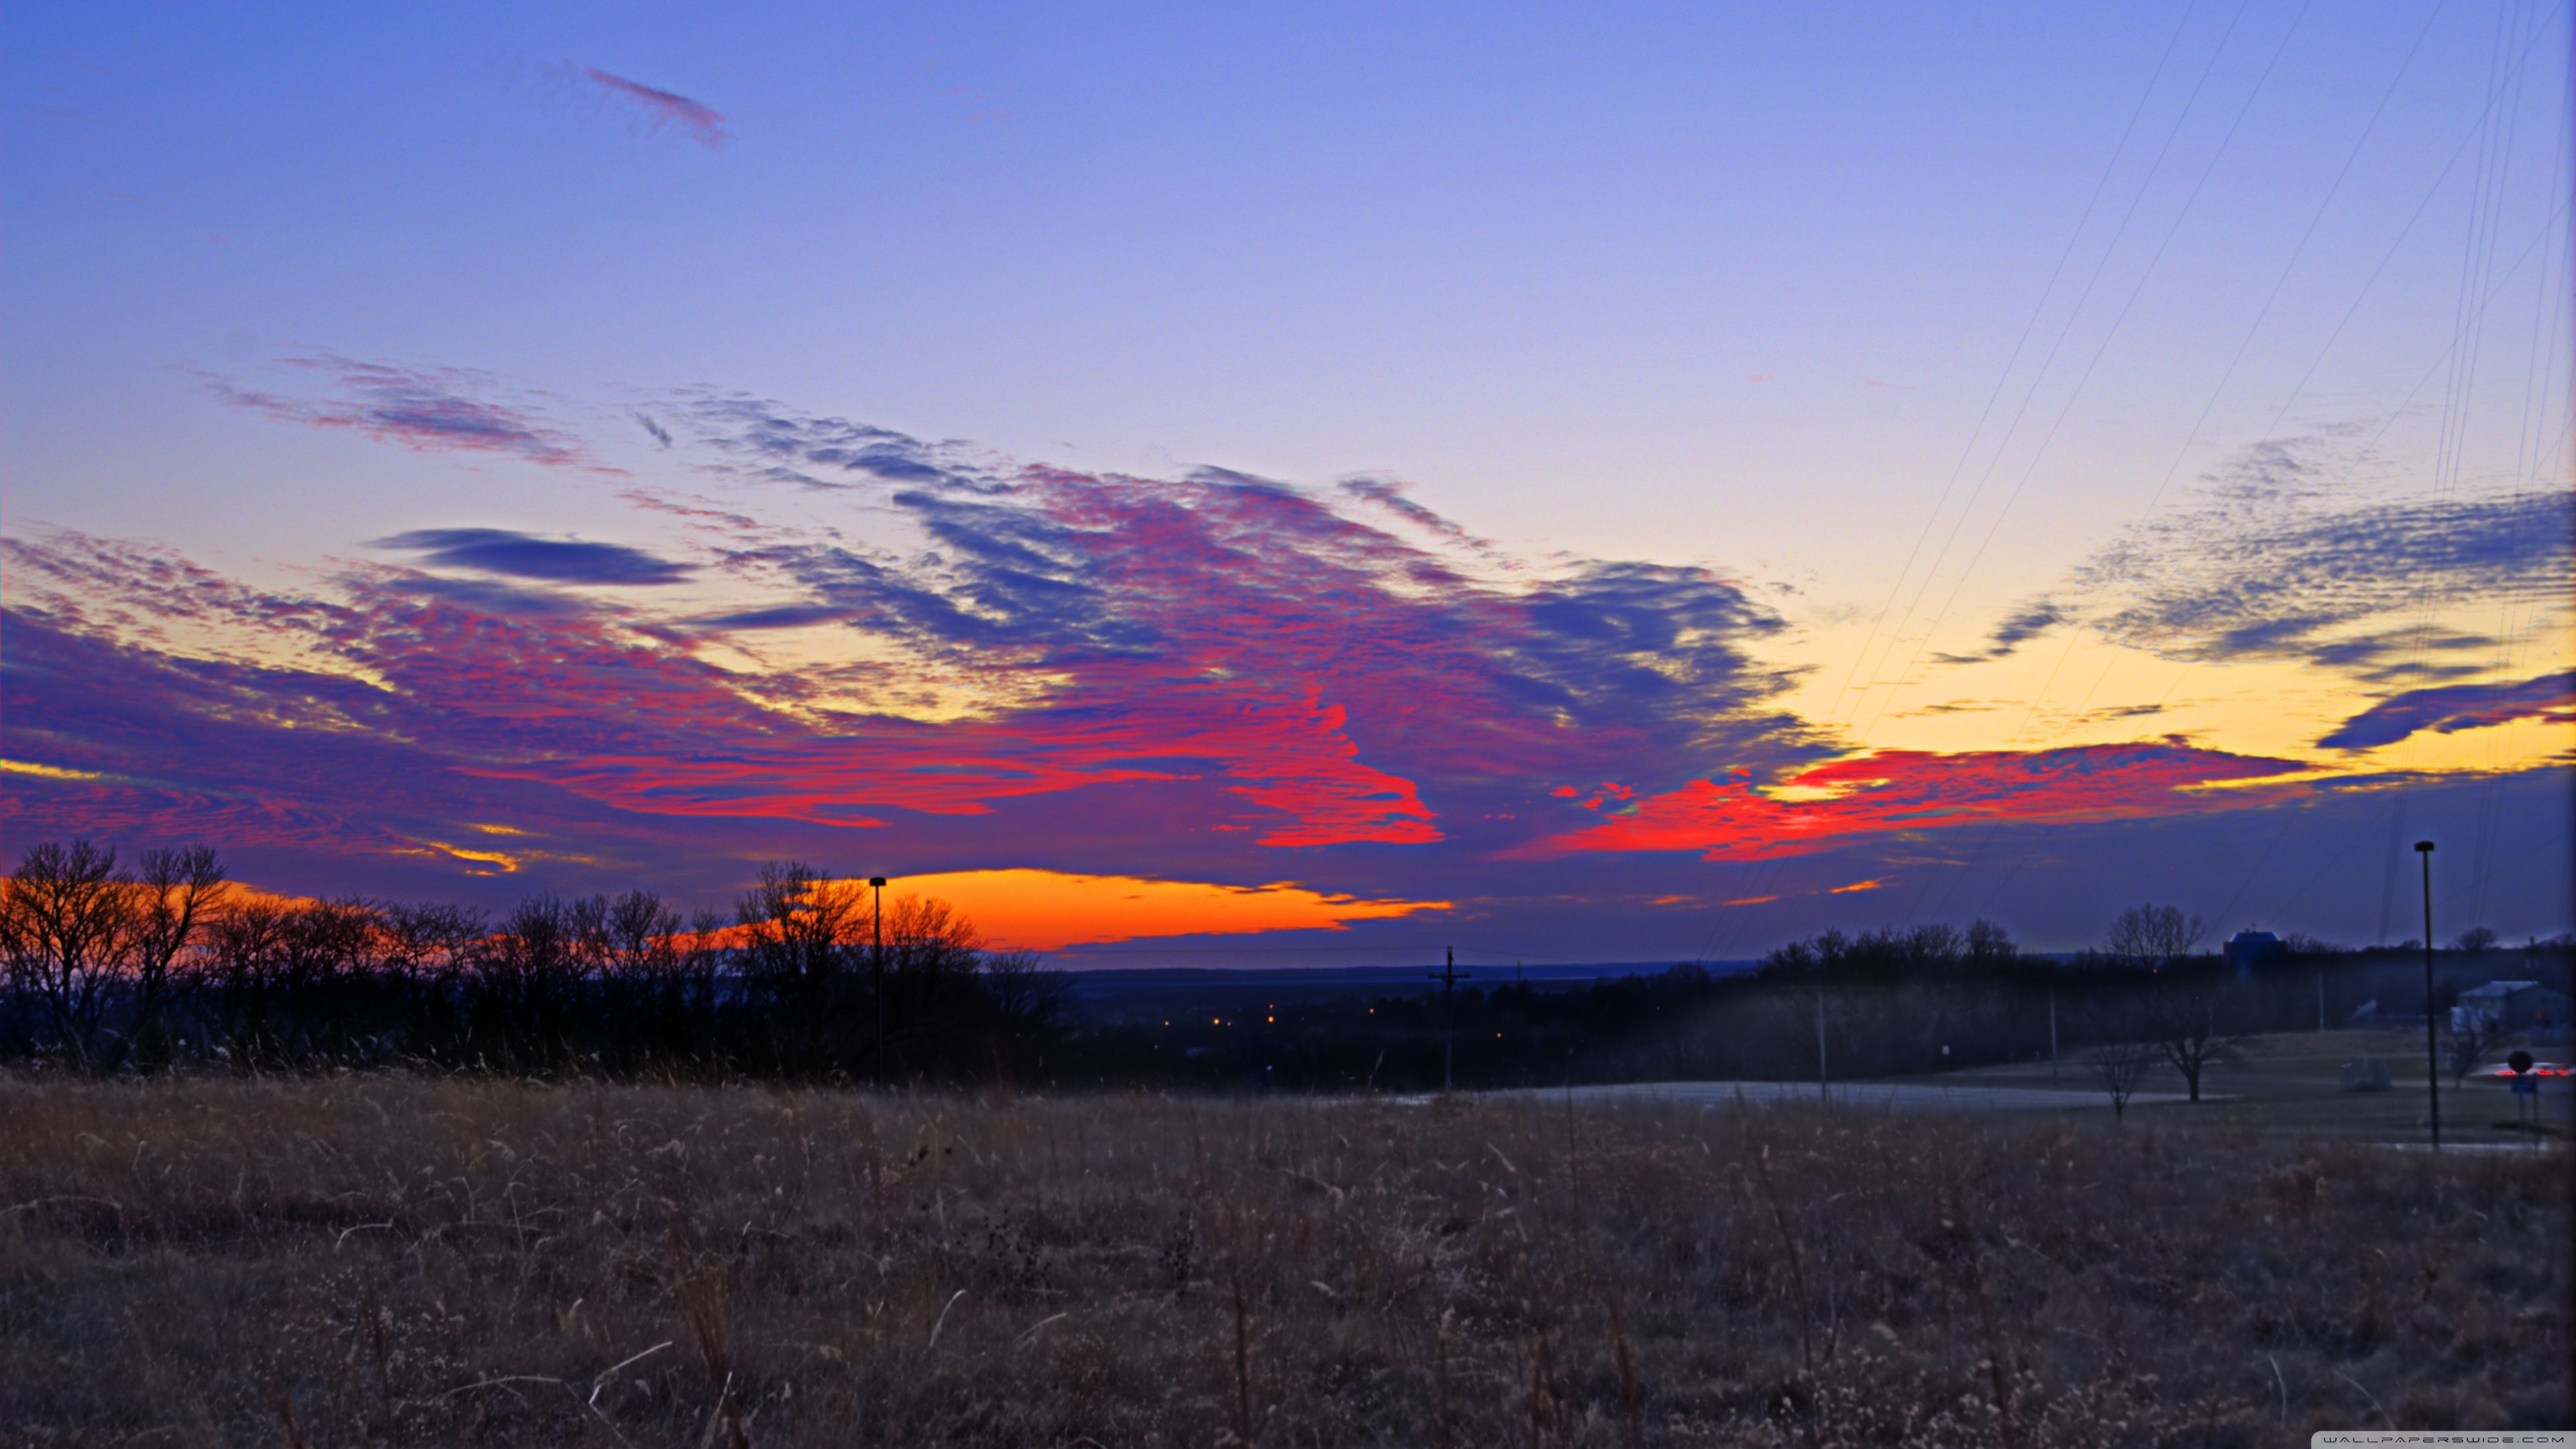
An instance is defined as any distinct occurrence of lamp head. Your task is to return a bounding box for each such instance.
[2412,841,2434,854]
[869,876,888,888]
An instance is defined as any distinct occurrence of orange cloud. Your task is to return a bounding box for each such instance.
[843,868,1449,952]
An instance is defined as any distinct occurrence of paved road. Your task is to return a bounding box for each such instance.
[1508,1080,2210,1112]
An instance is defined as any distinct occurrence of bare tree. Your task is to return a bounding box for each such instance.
[2078,994,2159,1120]
[880,893,985,1076]
[2105,903,2205,973]
[2104,904,2229,1103]
[981,949,1071,1044]
[122,845,229,1071]
[2444,1006,2508,1086]
[736,862,868,1077]
[2084,1038,2158,1120]
[0,841,137,1071]
[1964,918,2017,965]
[2139,971,2233,1103]
[2454,926,2500,954]
[480,896,586,1071]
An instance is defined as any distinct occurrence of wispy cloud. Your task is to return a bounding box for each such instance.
[1968,435,2571,678]
[682,396,967,488]
[2317,669,2576,751]
[1935,599,2064,664]
[582,68,727,148]
[199,357,614,473]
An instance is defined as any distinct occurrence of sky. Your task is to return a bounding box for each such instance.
[3,1,2571,964]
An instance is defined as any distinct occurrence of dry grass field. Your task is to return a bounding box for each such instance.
[1,1076,2567,1446]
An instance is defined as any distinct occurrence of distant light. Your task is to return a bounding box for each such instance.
[1213,1018,1221,1025]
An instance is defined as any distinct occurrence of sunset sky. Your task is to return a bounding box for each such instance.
[5,1,2570,963]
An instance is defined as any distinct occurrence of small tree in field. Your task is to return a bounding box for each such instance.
[2084,1038,2157,1120]
[2078,993,2159,1119]
[2106,904,2230,1102]
[2140,971,2235,1103]
[2445,1008,2507,1085]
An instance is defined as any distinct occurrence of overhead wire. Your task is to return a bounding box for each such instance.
[1923,1,2567,936]
[1691,1,2255,965]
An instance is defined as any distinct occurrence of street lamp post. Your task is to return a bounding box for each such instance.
[870,875,888,1086]
[2414,841,2438,1150]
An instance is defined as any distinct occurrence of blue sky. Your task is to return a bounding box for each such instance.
[5,1,2569,959]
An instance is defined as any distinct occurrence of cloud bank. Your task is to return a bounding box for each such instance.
[11,396,2559,946]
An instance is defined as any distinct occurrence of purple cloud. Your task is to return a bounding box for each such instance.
[2317,669,2576,751]
[201,357,613,473]
[584,68,727,148]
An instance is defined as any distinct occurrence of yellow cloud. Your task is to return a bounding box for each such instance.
[0,759,103,782]
[410,841,523,873]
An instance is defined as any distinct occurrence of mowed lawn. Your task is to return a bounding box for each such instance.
[0,1074,2566,1446]
[1886,1028,2576,1146]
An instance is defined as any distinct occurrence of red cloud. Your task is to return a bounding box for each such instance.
[1511,743,2312,861]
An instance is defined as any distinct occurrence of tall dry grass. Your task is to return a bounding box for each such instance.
[0,1077,2564,1445]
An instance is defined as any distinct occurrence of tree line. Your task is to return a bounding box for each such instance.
[3,837,2563,1093]
[0,841,1069,1082]
[1053,908,2567,1096]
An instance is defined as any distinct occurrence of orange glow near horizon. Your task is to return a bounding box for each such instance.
[842,867,1451,952]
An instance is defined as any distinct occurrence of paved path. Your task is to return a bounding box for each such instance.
[1511,1080,2212,1112]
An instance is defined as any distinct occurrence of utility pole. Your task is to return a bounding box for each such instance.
[2414,842,2438,1150]
[1428,949,1472,1092]
[2047,983,2059,1082]
[1815,972,1830,1104]
[870,875,889,1087]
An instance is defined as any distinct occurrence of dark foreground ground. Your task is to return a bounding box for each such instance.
[1,1078,2566,1446]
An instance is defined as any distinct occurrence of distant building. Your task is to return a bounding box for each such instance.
[2457,980,2573,1034]
[2223,929,2285,976]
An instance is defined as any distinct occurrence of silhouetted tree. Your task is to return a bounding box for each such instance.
[736,863,869,1077]
[879,893,987,1077]
[121,845,229,1071]
[2105,903,2204,973]
[0,840,133,1071]
[476,896,585,1071]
